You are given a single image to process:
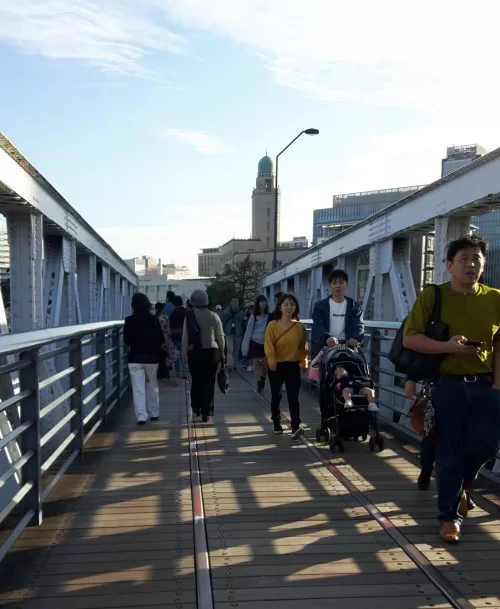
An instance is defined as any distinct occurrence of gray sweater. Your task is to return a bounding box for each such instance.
[241,314,269,356]
[181,308,225,358]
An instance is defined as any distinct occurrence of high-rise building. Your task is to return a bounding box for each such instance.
[441,144,488,177]
[198,247,222,277]
[251,155,280,249]
[313,186,425,246]
[441,144,500,287]
[0,225,9,282]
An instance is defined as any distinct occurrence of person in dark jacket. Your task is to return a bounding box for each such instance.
[169,296,187,378]
[311,269,364,357]
[124,293,165,425]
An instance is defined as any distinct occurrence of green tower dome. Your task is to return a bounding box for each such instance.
[258,155,274,175]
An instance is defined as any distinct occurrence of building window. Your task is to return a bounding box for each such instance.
[267,221,270,231]
[267,208,270,217]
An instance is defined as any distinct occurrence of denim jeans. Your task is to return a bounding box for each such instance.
[420,434,436,472]
[433,376,500,523]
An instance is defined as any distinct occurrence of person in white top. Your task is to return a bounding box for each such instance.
[312,269,364,354]
[311,269,378,412]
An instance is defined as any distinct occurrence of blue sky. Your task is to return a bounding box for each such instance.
[0,1,498,272]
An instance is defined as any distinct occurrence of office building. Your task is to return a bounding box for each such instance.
[313,186,425,246]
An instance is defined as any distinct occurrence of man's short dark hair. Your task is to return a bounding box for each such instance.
[166,290,175,302]
[172,295,183,307]
[274,291,283,300]
[328,269,349,283]
[446,235,488,262]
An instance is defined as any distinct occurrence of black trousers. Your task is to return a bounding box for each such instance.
[188,348,220,416]
[268,361,301,431]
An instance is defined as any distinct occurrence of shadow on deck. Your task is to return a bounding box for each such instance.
[1,372,500,609]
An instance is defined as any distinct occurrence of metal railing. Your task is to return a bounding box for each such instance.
[0,321,129,564]
[301,319,500,475]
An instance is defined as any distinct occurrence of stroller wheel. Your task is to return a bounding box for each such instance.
[337,436,345,453]
[369,437,376,452]
[315,428,323,443]
[329,434,336,453]
[377,435,385,452]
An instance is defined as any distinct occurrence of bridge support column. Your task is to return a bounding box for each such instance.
[298,273,309,318]
[60,237,77,326]
[434,216,471,284]
[344,256,358,300]
[362,238,416,321]
[77,254,97,324]
[7,212,44,332]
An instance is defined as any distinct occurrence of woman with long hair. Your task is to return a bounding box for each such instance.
[264,292,308,439]
[124,293,165,425]
[241,295,271,392]
[182,289,225,422]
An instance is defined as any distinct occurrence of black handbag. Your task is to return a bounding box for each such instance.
[217,361,230,394]
[388,285,448,381]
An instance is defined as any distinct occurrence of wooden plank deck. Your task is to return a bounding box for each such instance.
[0,381,197,609]
[1,369,500,609]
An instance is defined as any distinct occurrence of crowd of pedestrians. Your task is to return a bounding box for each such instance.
[123,234,500,545]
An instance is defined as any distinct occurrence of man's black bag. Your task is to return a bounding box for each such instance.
[388,284,448,380]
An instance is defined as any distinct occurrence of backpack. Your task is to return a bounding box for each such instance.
[388,284,449,381]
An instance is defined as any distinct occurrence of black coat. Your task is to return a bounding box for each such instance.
[123,313,164,364]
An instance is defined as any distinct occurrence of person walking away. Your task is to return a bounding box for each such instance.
[182,289,225,422]
[169,295,187,378]
[124,293,165,425]
[221,298,244,371]
[242,295,271,392]
[403,235,500,544]
[163,290,175,316]
[264,292,308,439]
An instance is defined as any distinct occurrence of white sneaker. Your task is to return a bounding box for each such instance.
[344,399,354,409]
[367,403,379,412]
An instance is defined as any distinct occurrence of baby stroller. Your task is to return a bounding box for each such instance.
[315,345,385,453]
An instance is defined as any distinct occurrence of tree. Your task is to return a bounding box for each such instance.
[207,255,263,308]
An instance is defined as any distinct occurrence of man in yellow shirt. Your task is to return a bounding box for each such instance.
[403,235,500,544]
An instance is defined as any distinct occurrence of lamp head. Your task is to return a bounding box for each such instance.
[304,128,319,135]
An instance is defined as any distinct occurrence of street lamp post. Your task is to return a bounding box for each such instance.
[272,128,319,269]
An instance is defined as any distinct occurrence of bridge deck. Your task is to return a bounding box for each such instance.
[1,375,500,609]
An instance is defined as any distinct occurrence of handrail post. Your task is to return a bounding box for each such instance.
[19,348,42,526]
[96,330,108,430]
[69,337,84,458]
[369,329,381,389]
[112,327,122,410]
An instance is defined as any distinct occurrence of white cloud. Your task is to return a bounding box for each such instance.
[158,0,500,112]
[164,129,233,155]
[0,0,186,77]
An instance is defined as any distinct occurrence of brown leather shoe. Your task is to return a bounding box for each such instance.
[439,521,461,544]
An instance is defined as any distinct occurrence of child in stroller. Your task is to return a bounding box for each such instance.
[333,366,379,412]
[316,345,385,453]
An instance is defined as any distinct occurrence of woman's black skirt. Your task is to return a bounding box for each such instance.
[248,340,265,359]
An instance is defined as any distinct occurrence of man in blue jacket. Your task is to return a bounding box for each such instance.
[311,269,365,357]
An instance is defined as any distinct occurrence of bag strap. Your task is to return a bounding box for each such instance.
[430,284,442,323]
[275,322,298,346]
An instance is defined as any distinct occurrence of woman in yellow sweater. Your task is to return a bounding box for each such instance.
[264,292,308,438]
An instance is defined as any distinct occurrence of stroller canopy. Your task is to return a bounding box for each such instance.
[321,345,369,379]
